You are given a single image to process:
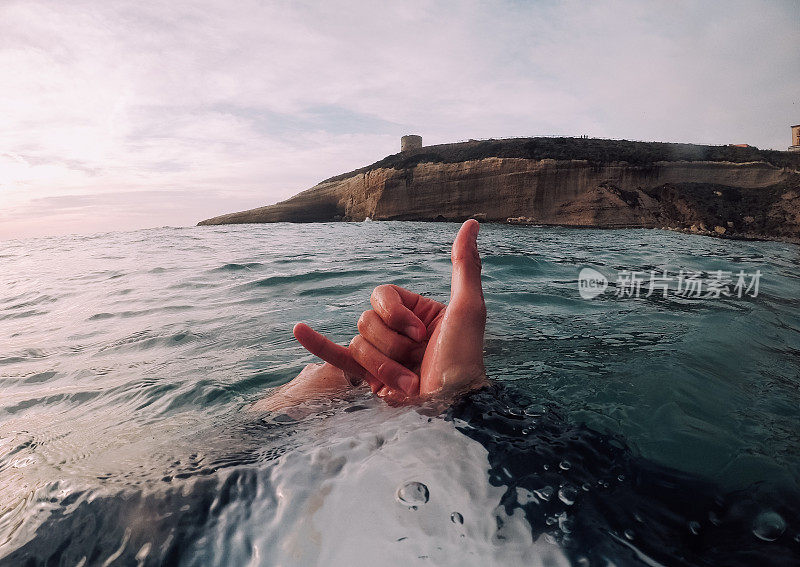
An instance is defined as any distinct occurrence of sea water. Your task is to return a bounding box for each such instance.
[0,223,798,565]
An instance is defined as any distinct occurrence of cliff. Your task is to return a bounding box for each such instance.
[198,137,800,242]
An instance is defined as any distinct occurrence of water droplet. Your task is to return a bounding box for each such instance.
[617,474,625,482]
[752,511,786,542]
[524,404,545,417]
[396,481,429,508]
[451,512,464,525]
[558,486,578,505]
[624,529,635,541]
[581,483,591,492]
[545,515,558,526]
[689,521,701,535]
[543,464,550,471]
[558,512,574,534]
[559,460,571,471]
[534,486,554,502]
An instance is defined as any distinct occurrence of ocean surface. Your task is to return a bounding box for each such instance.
[0,222,798,566]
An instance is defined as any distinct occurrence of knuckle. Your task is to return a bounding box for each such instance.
[453,296,487,318]
[384,309,400,328]
[357,310,371,331]
[371,284,390,302]
[452,248,482,269]
[348,335,363,351]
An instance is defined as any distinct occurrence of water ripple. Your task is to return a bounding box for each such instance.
[0,223,798,565]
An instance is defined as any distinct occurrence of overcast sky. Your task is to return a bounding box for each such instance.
[1,0,798,240]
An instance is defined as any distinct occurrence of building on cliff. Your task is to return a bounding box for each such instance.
[401,135,422,152]
[790,124,800,152]
[197,136,800,242]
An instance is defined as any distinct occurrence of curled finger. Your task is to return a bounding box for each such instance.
[349,335,420,397]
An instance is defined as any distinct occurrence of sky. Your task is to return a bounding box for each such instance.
[1,0,798,240]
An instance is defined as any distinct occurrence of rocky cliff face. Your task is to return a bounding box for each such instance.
[198,139,800,242]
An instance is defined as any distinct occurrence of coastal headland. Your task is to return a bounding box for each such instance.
[198,137,800,243]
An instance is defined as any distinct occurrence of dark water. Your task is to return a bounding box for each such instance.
[0,223,798,565]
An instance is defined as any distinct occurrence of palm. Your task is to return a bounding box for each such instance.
[403,289,485,397]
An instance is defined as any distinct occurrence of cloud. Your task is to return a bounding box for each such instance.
[0,0,798,239]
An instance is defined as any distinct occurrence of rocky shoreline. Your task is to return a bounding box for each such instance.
[198,137,800,244]
[505,219,800,245]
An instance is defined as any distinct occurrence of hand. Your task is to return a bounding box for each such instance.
[295,220,487,401]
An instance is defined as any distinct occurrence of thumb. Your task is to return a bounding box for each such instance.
[419,219,485,396]
[450,219,483,306]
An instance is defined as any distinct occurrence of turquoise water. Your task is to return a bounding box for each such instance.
[0,223,798,565]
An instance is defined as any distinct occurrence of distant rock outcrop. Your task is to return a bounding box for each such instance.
[198,138,800,242]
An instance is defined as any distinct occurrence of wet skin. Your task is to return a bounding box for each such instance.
[251,219,487,412]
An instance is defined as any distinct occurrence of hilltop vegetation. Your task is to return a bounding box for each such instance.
[324,137,800,183]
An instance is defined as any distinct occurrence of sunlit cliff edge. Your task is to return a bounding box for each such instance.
[198,137,800,243]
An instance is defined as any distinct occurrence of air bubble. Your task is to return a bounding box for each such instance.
[559,460,571,471]
[752,511,785,542]
[558,486,578,506]
[624,529,635,541]
[689,521,701,535]
[558,512,574,534]
[396,481,430,508]
[451,512,464,525]
[534,486,554,502]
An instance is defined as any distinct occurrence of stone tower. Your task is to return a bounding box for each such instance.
[790,124,800,152]
[401,135,422,152]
